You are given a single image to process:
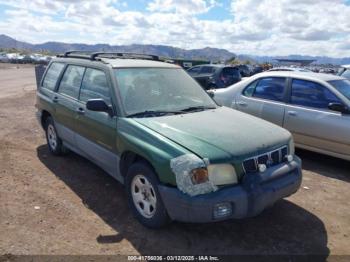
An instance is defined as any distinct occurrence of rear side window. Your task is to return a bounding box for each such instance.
[58,65,85,99]
[253,77,286,101]
[291,79,341,109]
[200,66,214,74]
[42,62,65,91]
[222,67,240,78]
[80,68,111,105]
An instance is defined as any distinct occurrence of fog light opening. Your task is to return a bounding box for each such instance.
[213,202,232,219]
[258,164,267,173]
[286,155,293,162]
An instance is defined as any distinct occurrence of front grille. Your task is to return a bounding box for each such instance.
[243,146,288,174]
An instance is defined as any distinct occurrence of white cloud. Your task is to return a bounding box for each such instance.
[0,0,349,57]
[147,0,219,15]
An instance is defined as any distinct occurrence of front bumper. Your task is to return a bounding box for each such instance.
[158,156,302,223]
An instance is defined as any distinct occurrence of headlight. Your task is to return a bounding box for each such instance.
[190,164,238,186]
[190,168,209,184]
[289,138,295,156]
[208,164,238,186]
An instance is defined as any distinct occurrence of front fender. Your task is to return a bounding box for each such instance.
[116,118,191,186]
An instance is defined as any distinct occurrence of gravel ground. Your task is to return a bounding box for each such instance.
[0,66,349,258]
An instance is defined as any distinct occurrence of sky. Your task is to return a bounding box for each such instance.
[0,0,349,57]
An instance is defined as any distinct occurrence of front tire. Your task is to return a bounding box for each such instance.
[125,162,170,228]
[44,117,67,155]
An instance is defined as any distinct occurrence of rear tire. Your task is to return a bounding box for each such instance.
[125,162,170,228]
[44,117,68,156]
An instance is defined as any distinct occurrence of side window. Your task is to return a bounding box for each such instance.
[58,65,85,99]
[253,77,286,102]
[42,62,65,91]
[291,79,341,109]
[188,67,200,74]
[243,80,258,97]
[80,68,111,105]
[200,66,214,74]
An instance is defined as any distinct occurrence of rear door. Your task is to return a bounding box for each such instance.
[235,77,287,126]
[54,65,85,146]
[283,78,350,157]
[74,67,120,179]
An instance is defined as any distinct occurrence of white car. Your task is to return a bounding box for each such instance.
[212,71,350,161]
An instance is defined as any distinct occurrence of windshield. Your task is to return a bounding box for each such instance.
[114,68,217,116]
[328,79,350,100]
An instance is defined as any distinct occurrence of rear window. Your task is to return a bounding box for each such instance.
[222,67,240,77]
[42,62,65,91]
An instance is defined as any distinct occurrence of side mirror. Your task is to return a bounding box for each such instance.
[86,99,114,116]
[328,102,349,114]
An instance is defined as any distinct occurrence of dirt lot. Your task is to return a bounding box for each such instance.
[0,66,349,258]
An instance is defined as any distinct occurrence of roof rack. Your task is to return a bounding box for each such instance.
[57,51,160,62]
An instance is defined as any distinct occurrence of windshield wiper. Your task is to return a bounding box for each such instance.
[179,105,217,112]
[127,110,183,118]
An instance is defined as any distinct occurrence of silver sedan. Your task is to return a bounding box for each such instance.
[212,71,350,161]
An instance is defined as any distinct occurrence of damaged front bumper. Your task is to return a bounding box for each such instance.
[158,156,302,223]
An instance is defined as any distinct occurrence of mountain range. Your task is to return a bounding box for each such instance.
[1,34,349,65]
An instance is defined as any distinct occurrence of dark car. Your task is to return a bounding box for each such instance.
[237,64,251,77]
[187,64,241,90]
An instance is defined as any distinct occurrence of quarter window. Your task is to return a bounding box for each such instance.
[291,79,341,109]
[42,62,65,91]
[58,65,85,99]
[252,77,286,102]
[80,68,111,104]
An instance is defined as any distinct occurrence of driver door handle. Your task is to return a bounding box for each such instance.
[52,96,59,103]
[76,107,85,115]
[288,111,297,116]
[237,101,247,107]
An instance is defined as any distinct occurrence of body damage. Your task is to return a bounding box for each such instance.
[116,107,292,193]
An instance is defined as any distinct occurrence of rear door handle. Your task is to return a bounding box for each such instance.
[237,101,247,107]
[288,111,297,116]
[76,107,85,115]
[52,96,59,103]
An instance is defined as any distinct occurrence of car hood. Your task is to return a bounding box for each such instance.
[134,107,291,162]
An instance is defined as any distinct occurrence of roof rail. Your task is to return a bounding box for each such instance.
[56,51,92,60]
[57,51,160,62]
[90,52,159,61]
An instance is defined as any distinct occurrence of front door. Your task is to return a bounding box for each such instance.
[283,78,350,157]
[74,68,120,180]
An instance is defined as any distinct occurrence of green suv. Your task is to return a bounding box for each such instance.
[36,51,302,228]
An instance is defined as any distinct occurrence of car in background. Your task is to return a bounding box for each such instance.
[338,65,350,80]
[212,71,350,161]
[237,64,251,77]
[268,67,312,72]
[187,64,241,90]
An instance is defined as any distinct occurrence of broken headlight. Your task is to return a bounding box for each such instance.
[190,168,209,184]
[208,164,238,186]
